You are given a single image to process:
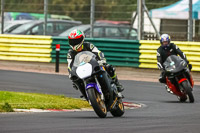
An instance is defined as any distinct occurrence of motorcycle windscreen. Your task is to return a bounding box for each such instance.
[163,55,187,73]
[73,51,96,67]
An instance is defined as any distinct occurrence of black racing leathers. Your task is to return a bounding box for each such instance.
[157,43,189,83]
[67,42,106,99]
[157,43,188,70]
[67,42,105,72]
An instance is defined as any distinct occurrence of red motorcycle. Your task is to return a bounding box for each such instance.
[163,55,194,103]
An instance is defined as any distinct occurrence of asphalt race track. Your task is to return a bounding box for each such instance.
[0,70,200,133]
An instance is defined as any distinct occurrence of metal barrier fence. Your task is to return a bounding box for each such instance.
[0,34,52,62]
[1,0,200,41]
[51,37,140,67]
[0,34,200,71]
[0,35,140,67]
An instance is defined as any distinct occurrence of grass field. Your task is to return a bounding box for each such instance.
[0,91,90,112]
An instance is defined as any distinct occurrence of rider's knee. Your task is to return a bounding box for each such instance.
[159,73,166,83]
[159,77,166,83]
[105,64,115,77]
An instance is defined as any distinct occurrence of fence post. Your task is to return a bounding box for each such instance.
[1,0,4,34]
[44,0,48,35]
[137,0,142,40]
[90,0,95,38]
[188,0,193,41]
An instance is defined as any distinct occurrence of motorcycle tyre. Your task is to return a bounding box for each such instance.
[110,99,125,117]
[177,95,187,102]
[87,88,107,118]
[181,80,194,103]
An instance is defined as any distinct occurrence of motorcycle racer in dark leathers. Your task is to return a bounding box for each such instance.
[67,29,124,99]
[157,34,192,88]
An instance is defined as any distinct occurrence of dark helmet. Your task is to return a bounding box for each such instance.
[160,34,171,50]
[68,29,85,52]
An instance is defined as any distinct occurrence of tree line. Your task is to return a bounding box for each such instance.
[2,0,179,23]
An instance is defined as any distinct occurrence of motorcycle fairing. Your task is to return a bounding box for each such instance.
[76,63,92,79]
[189,74,194,88]
[178,78,187,84]
[164,55,187,73]
[166,77,185,97]
[86,83,103,95]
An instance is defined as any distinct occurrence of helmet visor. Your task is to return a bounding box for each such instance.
[69,36,83,47]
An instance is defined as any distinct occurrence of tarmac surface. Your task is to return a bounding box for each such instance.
[0,69,200,133]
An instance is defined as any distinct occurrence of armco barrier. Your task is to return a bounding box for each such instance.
[0,34,52,62]
[139,40,200,71]
[51,37,140,67]
[1,34,199,72]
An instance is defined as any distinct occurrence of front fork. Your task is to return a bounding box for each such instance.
[84,76,105,101]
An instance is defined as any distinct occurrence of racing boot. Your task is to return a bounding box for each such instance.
[105,64,124,92]
[113,76,124,92]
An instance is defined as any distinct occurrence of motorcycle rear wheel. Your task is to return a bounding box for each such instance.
[110,99,125,117]
[87,88,107,118]
[181,80,194,103]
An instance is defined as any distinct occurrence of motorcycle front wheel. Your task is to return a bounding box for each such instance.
[177,95,187,102]
[181,80,194,103]
[87,88,107,118]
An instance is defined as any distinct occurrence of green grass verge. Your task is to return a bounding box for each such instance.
[0,91,90,112]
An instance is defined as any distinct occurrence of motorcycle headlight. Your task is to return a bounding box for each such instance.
[76,63,92,79]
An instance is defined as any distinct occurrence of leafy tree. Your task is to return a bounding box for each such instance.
[1,0,179,23]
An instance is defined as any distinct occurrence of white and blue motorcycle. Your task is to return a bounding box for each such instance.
[70,51,124,118]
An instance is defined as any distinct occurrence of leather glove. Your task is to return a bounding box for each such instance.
[69,73,72,79]
[188,64,192,70]
[97,60,106,66]
[160,68,165,73]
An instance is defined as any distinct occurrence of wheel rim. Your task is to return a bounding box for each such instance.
[118,102,124,110]
[95,91,107,113]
